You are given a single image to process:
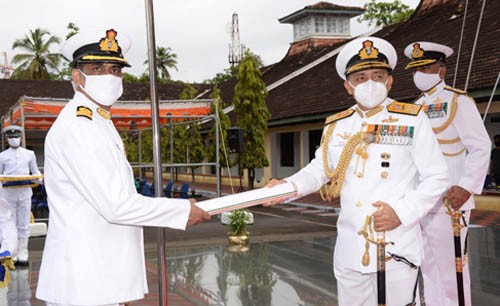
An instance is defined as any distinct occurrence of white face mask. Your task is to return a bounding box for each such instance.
[7,137,20,148]
[349,80,388,109]
[413,70,442,92]
[78,70,123,106]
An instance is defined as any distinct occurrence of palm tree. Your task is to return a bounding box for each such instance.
[11,28,65,80]
[144,46,178,80]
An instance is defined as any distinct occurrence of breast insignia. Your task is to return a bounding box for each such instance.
[76,106,93,120]
[325,109,355,125]
[387,101,422,116]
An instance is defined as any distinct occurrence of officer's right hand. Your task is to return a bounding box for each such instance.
[262,179,286,207]
[187,199,211,226]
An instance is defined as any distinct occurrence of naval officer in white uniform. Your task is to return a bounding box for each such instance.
[0,125,41,265]
[404,41,491,306]
[266,37,449,306]
[35,29,210,306]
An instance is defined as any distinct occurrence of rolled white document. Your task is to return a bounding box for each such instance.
[196,182,298,215]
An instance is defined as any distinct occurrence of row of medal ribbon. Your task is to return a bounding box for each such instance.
[365,124,415,146]
[423,102,448,119]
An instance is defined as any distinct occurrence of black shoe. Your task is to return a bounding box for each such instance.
[15,260,29,267]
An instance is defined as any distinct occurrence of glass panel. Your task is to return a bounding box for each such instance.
[280,132,295,167]
[326,16,336,33]
[343,19,350,33]
[315,16,325,33]
[308,130,322,162]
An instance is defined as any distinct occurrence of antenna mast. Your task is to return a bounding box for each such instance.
[0,52,14,78]
[228,12,243,65]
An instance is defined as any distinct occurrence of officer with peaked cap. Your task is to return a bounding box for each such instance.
[36,29,210,306]
[0,125,41,265]
[265,36,449,305]
[404,41,491,306]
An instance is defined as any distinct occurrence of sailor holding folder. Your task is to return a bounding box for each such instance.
[0,125,41,265]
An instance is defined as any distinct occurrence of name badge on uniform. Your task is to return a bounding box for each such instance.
[424,102,448,118]
[366,124,414,145]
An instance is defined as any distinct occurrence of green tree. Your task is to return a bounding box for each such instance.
[11,28,66,80]
[207,47,263,85]
[206,86,232,176]
[358,0,414,27]
[122,72,139,83]
[177,85,205,184]
[232,51,270,190]
[144,46,178,80]
[66,22,79,40]
[178,83,198,100]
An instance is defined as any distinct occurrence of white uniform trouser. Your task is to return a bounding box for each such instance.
[335,264,419,306]
[420,211,471,306]
[4,194,31,239]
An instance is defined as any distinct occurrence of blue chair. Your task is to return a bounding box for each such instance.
[140,181,153,197]
[163,181,174,198]
[177,182,190,199]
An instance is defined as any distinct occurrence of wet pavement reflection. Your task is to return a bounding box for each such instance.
[10,225,500,305]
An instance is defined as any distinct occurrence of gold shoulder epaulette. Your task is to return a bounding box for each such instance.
[76,106,93,120]
[387,101,422,116]
[325,109,355,125]
[444,86,467,95]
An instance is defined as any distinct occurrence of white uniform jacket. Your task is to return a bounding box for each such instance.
[286,98,449,273]
[0,189,18,255]
[415,81,491,212]
[0,146,41,199]
[36,92,191,305]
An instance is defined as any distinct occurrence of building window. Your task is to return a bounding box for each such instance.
[326,16,337,33]
[280,132,295,167]
[306,17,313,35]
[308,130,322,162]
[343,19,350,33]
[314,16,325,33]
[299,19,307,38]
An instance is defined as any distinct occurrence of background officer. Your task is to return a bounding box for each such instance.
[0,125,41,265]
[404,41,491,306]
[266,36,449,306]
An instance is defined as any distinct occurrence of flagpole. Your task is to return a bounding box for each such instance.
[145,0,168,305]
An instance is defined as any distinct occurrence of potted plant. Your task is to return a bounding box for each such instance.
[227,209,251,250]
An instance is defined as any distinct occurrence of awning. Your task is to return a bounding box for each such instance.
[2,96,214,131]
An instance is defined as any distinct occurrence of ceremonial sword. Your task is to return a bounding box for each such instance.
[444,198,465,306]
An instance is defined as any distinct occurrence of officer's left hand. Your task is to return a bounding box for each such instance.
[446,185,471,210]
[372,201,401,232]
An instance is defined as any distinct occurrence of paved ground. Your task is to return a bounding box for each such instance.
[8,182,499,305]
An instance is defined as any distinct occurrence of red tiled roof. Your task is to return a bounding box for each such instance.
[263,0,500,124]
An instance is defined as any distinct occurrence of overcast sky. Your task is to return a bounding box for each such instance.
[1,0,420,83]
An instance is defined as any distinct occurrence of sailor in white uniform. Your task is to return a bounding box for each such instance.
[404,41,491,306]
[35,29,210,306]
[266,37,449,306]
[0,185,17,303]
[0,125,41,265]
